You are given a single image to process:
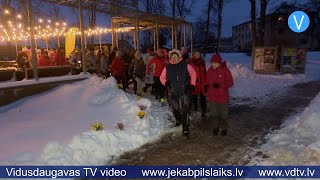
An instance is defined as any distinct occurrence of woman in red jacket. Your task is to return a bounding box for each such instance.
[189,50,207,118]
[112,51,126,91]
[204,54,233,136]
[38,50,51,67]
[146,49,166,101]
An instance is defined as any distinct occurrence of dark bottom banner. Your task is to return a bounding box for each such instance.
[0,166,319,178]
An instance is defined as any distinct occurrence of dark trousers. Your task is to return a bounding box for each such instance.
[153,77,164,100]
[115,76,126,91]
[208,102,229,131]
[192,91,206,114]
[171,94,190,133]
[144,83,155,94]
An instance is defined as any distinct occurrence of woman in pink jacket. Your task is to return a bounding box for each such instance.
[160,49,196,137]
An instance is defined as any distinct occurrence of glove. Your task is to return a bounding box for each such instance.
[204,85,208,93]
[165,80,171,87]
[191,85,195,91]
[213,83,220,89]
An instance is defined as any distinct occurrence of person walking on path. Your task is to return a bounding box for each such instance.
[204,53,233,136]
[111,51,126,91]
[189,50,207,118]
[129,50,146,97]
[160,49,196,136]
[146,49,166,102]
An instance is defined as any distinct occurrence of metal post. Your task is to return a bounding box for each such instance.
[184,24,187,49]
[79,0,86,73]
[27,0,38,80]
[171,21,174,50]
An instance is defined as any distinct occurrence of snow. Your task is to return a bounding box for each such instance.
[250,92,320,165]
[204,52,320,100]
[0,76,175,165]
[0,73,90,89]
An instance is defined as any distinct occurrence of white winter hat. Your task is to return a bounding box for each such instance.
[169,49,182,58]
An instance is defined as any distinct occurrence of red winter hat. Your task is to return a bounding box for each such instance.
[147,48,152,53]
[210,53,222,63]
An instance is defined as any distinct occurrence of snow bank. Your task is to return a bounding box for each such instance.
[203,52,320,99]
[0,76,174,165]
[250,92,320,165]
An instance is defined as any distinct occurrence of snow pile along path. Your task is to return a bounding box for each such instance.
[250,92,320,165]
[0,76,174,165]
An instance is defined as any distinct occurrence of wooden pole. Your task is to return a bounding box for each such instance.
[14,39,18,57]
[136,0,140,51]
[24,39,27,46]
[190,24,193,54]
[156,20,159,51]
[134,27,137,51]
[174,24,178,49]
[153,29,156,53]
[99,33,102,50]
[45,37,49,49]
[57,35,60,48]
[111,20,114,48]
[84,33,87,49]
[171,21,174,50]
[184,24,187,49]
[79,0,86,73]
[35,38,37,49]
[28,0,38,80]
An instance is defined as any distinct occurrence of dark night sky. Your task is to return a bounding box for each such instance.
[59,0,298,38]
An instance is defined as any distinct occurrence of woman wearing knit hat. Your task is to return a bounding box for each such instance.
[189,50,207,118]
[160,49,196,136]
[204,53,233,136]
[146,49,167,102]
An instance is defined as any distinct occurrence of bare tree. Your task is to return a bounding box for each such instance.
[216,0,223,53]
[258,0,273,46]
[249,0,257,69]
[204,0,215,52]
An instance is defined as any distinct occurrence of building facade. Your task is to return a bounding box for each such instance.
[232,5,320,52]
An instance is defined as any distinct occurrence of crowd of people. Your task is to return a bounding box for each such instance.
[93,46,234,138]
[16,45,234,138]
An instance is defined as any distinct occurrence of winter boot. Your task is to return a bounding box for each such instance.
[160,98,165,106]
[182,125,189,137]
[201,112,206,119]
[213,129,219,136]
[143,87,147,93]
[221,130,228,136]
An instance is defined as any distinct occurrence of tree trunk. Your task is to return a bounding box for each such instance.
[259,0,266,46]
[204,0,212,53]
[251,0,257,69]
[216,0,223,53]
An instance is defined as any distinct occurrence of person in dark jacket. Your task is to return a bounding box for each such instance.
[204,54,234,136]
[129,50,145,96]
[111,51,126,91]
[160,49,196,136]
[189,50,207,118]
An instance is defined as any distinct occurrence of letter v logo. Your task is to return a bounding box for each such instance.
[288,11,310,33]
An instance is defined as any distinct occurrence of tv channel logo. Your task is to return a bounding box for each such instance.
[288,11,310,33]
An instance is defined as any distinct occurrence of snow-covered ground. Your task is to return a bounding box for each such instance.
[0,73,90,89]
[250,91,320,165]
[0,76,175,165]
[204,52,320,100]
[0,52,319,166]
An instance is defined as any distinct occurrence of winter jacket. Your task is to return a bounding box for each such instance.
[146,55,166,78]
[189,57,206,95]
[143,54,153,66]
[205,62,233,104]
[38,55,51,67]
[160,59,196,96]
[54,51,65,66]
[129,57,146,80]
[111,57,125,78]
[86,54,98,71]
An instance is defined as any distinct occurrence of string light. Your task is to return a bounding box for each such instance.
[4,9,10,14]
